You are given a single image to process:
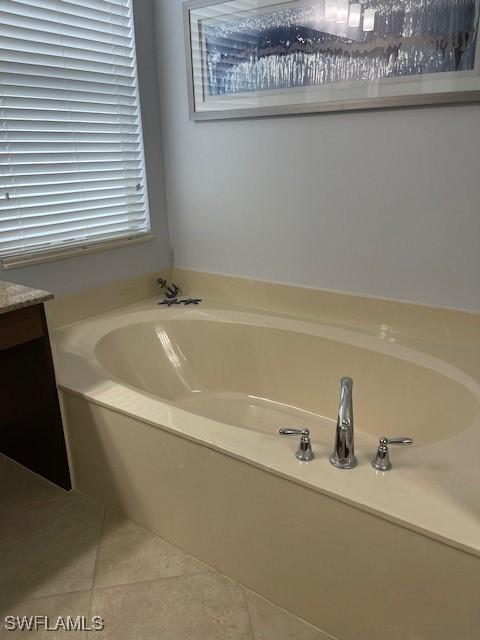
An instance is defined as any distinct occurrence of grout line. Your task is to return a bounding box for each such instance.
[86,507,216,594]
[86,503,334,636]
[88,506,106,615]
[219,567,338,640]
[241,586,339,640]
[0,459,329,636]
[1,473,335,638]
[15,588,93,602]
[242,588,257,640]
[85,505,106,640]
[0,493,87,511]
[90,568,215,594]
[98,503,218,571]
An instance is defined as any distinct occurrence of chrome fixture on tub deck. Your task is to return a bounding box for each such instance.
[279,428,314,462]
[330,377,357,469]
[372,437,414,471]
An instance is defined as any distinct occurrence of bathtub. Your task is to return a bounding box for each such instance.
[53,298,480,640]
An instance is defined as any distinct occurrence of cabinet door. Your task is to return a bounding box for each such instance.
[0,304,71,490]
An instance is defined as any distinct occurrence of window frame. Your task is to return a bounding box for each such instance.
[0,0,153,269]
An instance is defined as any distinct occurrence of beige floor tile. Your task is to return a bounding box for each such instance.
[0,496,104,607]
[94,509,209,589]
[245,591,333,640]
[90,571,253,640]
[0,590,91,639]
[0,457,76,507]
[0,463,332,638]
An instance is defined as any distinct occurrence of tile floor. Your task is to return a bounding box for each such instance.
[0,455,333,639]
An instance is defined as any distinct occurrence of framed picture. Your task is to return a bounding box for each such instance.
[184,0,480,120]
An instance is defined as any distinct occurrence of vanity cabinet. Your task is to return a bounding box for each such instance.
[0,301,71,489]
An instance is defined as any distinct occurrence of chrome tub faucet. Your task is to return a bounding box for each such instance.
[330,377,357,469]
[279,377,413,471]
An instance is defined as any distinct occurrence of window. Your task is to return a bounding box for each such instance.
[0,0,151,268]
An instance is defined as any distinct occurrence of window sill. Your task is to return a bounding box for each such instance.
[1,233,154,270]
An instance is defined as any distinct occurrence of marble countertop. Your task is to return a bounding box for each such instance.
[0,281,54,316]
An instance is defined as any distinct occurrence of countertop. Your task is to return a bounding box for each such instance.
[0,281,54,316]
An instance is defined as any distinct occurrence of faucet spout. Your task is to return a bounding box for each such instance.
[330,377,357,469]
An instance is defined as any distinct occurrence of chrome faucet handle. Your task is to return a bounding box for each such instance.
[372,437,413,471]
[279,428,314,462]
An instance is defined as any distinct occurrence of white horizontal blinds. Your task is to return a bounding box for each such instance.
[0,0,150,262]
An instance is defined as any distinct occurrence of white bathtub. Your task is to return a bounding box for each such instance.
[53,298,480,640]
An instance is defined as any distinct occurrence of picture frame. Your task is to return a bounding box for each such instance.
[183,0,480,120]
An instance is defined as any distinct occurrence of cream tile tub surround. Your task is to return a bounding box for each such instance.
[54,298,480,551]
[172,267,480,346]
[45,270,172,329]
[53,288,480,640]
